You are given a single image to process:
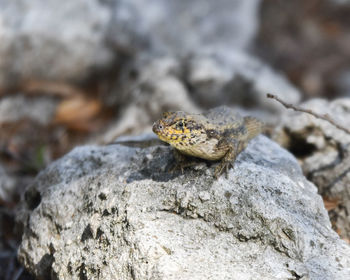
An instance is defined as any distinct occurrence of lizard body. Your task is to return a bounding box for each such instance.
[152,106,263,178]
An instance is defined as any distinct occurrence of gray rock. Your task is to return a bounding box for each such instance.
[108,0,299,113]
[0,164,16,203]
[0,0,261,91]
[101,51,300,144]
[0,95,57,125]
[0,163,34,206]
[109,0,299,113]
[0,0,114,89]
[185,52,301,112]
[0,0,299,122]
[273,98,350,242]
[17,134,350,279]
[100,56,199,143]
[106,0,150,54]
[122,0,260,55]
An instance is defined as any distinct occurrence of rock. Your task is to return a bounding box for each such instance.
[106,0,299,114]
[122,0,260,55]
[0,0,299,122]
[185,54,233,107]
[101,51,300,144]
[0,164,16,203]
[0,0,115,90]
[106,0,150,55]
[0,162,34,207]
[0,95,57,125]
[272,98,350,241]
[100,56,199,143]
[0,0,261,91]
[185,52,301,112]
[17,134,350,279]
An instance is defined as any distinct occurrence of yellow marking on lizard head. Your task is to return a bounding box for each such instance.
[152,111,206,150]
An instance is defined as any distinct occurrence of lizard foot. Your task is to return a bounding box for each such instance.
[214,161,233,179]
[169,161,197,174]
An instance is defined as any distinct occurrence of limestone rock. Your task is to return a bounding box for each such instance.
[273,98,350,241]
[17,134,350,279]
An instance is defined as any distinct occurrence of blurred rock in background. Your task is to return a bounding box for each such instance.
[184,51,300,112]
[255,0,350,98]
[0,0,116,91]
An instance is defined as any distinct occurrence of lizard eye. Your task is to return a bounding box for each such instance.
[208,130,215,137]
[177,121,184,129]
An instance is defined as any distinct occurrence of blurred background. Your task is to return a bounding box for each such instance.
[1,0,350,279]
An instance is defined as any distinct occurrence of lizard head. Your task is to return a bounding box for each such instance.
[152,111,206,148]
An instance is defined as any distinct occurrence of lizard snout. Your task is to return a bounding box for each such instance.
[152,121,164,134]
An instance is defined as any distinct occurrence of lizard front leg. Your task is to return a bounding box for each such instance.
[170,149,199,174]
[214,140,246,178]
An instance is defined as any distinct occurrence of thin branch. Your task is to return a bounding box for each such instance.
[267,93,350,135]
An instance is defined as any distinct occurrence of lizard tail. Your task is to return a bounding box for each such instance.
[243,116,263,140]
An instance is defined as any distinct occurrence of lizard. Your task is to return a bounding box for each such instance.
[152,106,263,178]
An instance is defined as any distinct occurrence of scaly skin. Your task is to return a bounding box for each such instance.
[152,106,263,178]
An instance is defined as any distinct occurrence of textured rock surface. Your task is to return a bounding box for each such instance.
[273,98,350,241]
[17,134,350,279]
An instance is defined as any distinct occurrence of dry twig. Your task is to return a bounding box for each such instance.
[267,93,350,135]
